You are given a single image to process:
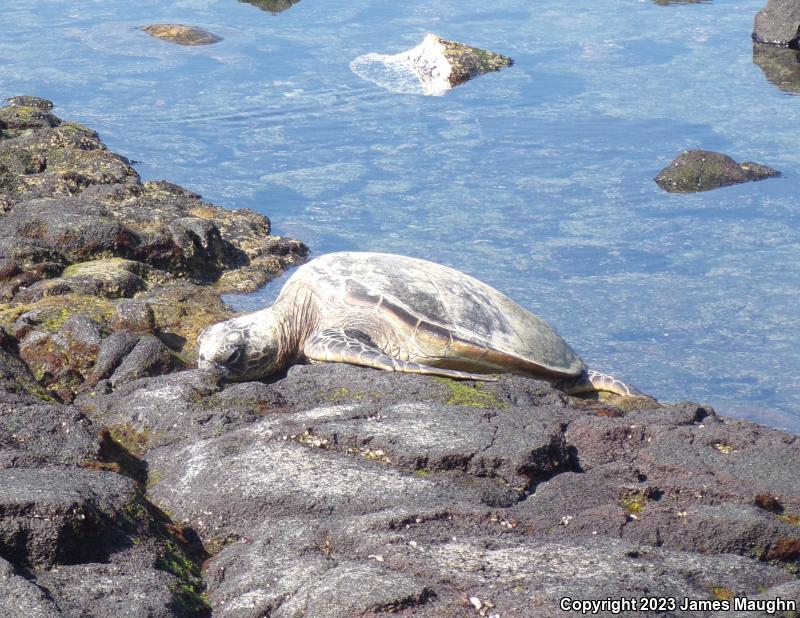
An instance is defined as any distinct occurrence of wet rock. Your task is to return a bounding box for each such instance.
[4,96,54,111]
[753,0,800,47]
[435,34,514,87]
[354,33,513,96]
[655,149,780,192]
[142,24,222,46]
[238,0,302,13]
[0,104,60,136]
[753,42,800,94]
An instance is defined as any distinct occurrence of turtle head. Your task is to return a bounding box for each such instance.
[197,311,281,381]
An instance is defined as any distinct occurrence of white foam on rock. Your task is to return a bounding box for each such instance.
[350,33,453,97]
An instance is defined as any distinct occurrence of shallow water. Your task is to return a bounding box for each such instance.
[3,0,800,432]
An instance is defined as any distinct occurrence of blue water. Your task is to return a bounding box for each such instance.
[3,0,799,432]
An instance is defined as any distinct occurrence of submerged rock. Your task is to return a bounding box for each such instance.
[655,149,780,192]
[237,0,301,13]
[351,33,513,96]
[753,0,800,47]
[142,24,222,46]
[753,42,800,93]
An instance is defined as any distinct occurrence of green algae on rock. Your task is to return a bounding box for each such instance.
[0,96,306,401]
[142,24,222,46]
[655,149,780,193]
[437,35,514,87]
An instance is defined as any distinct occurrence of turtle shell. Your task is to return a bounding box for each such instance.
[283,252,585,378]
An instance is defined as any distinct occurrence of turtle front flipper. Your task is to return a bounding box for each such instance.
[303,328,497,381]
[561,369,653,399]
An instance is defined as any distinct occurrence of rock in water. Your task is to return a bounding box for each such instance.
[655,150,780,193]
[753,0,800,47]
[237,0,301,13]
[142,24,222,46]
[753,42,800,94]
[351,33,512,96]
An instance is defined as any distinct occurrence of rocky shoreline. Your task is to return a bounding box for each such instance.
[1,100,799,617]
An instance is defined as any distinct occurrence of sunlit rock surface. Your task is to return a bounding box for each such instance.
[142,24,222,46]
[753,0,800,47]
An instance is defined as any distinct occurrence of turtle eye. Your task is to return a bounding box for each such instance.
[220,346,243,367]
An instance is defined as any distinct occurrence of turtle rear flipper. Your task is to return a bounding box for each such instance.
[303,328,497,381]
[561,369,653,399]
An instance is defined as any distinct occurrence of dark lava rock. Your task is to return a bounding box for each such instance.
[87,330,141,384]
[0,556,62,618]
[655,149,780,192]
[5,96,54,111]
[0,97,306,400]
[67,363,800,617]
[437,35,514,88]
[110,298,156,333]
[386,33,513,96]
[238,0,302,13]
[17,313,104,400]
[753,41,800,94]
[753,0,800,47]
[142,24,222,46]
[0,396,99,468]
[0,468,138,568]
[108,334,181,388]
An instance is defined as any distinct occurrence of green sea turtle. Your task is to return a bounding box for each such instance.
[197,252,647,397]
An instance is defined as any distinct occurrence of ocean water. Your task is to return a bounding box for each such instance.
[2,0,799,432]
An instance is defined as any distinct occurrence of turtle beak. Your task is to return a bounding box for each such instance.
[197,353,228,378]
